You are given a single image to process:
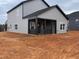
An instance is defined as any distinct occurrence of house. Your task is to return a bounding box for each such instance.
[7,0,68,34]
[67,11,79,30]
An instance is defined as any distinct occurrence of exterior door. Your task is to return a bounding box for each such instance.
[45,20,52,34]
[45,20,56,34]
[52,21,56,34]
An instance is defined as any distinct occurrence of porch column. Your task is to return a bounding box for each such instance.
[35,18,38,34]
[44,20,46,34]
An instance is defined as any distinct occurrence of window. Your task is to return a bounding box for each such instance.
[15,24,18,30]
[60,24,63,30]
[60,24,65,30]
[63,24,65,30]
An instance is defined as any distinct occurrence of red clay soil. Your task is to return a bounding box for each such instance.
[0,31,79,59]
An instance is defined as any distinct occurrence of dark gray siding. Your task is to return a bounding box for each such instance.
[68,11,79,30]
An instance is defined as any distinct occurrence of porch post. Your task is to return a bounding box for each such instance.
[35,18,38,34]
[44,20,46,34]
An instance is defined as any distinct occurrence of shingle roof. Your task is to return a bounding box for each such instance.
[7,0,49,13]
[23,5,68,20]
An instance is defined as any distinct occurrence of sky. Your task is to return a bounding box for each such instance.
[0,0,79,24]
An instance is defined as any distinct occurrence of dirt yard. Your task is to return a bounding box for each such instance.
[0,31,79,59]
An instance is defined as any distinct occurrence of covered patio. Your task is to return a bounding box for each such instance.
[28,18,56,34]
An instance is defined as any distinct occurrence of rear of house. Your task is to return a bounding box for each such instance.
[7,0,68,34]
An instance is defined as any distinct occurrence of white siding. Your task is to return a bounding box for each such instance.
[7,0,68,34]
[23,0,48,17]
[7,5,28,34]
[38,7,68,33]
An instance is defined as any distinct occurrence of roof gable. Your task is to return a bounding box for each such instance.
[7,0,50,13]
[23,5,68,20]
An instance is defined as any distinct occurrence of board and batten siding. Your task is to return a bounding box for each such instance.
[38,7,68,34]
[22,0,48,17]
[7,5,28,34]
